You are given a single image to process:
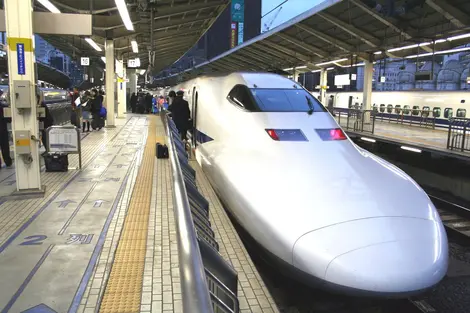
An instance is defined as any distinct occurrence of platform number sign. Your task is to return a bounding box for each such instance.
[81,57,90,66]
[128,59,137,68]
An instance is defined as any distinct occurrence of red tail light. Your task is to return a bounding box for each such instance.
[266,129,280,141]
[330,128,347,140]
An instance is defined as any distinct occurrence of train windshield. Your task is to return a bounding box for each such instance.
[250,88,326,113]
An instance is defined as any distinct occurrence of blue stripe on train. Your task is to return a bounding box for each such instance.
[194,128,214,144]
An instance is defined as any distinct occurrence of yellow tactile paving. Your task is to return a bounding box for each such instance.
[99,116,157,313]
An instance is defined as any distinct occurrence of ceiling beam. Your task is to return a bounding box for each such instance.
[294,23,353,53]
[426,0,470,28]
[275,32,327,58]
[317,12,381,48]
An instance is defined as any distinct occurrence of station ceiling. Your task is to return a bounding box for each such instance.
[154,0,470,86]
[36,0,229,73]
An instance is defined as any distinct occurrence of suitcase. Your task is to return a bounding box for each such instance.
[156,143,169,159]
[43,152,69,172]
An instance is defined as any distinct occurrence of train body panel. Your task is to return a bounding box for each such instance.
[171,73,448,296]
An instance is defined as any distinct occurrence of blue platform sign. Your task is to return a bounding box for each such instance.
[17,43,25,75]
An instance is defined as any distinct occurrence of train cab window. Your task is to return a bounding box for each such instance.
[403,105,410,114]
[386,104,393,113]
[457,109,466,118]
[394,105,401,114]
[227,85,258,111]
[433,107,441,118]
[444,108,453,118]
[412,106,419,116]
[379,104,385,113]
[250,88,327,112]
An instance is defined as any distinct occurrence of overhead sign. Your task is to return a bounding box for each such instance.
[231,0,244,22]
[17,43,25,75]
[230,23,237,49]
[81,57,90,66]
[380,76,386,83]
[334,74,350,86]
[128,59,137,67]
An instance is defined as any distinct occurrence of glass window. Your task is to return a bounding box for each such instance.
[394,105,401,114]
[386,104,393,113]
[444,108,453,118]
[433,107,441,118]
[422,106,430,118]
[250,88,326,113]
[412,105,420,116]
[403,105,410,114]
[457,108,466,118]
[227,85,258,111]
[379,104,385,113]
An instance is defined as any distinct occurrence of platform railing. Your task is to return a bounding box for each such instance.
[332,108,376,134]
[447,117,470,152]
[374,107,436,129]
[161,112,239,313]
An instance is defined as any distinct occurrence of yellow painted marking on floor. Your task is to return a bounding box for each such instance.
[99,116,157,313]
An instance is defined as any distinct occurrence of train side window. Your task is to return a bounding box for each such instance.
[394,105,401,114]
[432,107,441,118]
[379,104,385,113]
[227,85,257,111]
[386,104,393,113]
[457,108,466,118]
[422,106,430,118]
[372,104,378,112]
[403,105,410,114]
[444,108,453,118]
[412,106,419,116]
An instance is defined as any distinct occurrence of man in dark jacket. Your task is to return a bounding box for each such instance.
[130,92,137,113]
[0,90,12,167]
[169,90,190,140]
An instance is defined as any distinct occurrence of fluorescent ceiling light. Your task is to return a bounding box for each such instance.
[384,32,470,53]
[405,47,470,59]
[283,66,307,71]
[115,0,134,31]
[326,67,334,71]
[401,146,421,153]
[311,70,321,73]
[131,40,138,53]
[135,58,141,67]
[447,33,470,41]
[361,137,376,143]
[85,38,102,52]
[37,0,61,13]
[374,51,382,55]
[101,57,106,63]
[316,58,348,66]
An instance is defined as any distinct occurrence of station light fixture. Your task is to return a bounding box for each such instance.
[401,146,421,153]
[85,38,102,52]
[374,51,383,55]
[384,32,470,54]
[360,137,376,143]
[316,58,348,67]
[326,67,334,71]
[37,0,61,13]
[405,47,470,59]
[115,0,134,31]
[131,40,138,53]
[283,66,307,71]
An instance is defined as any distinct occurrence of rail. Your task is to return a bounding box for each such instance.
[447,117,470,152]
[161,111,239,313]
[332,108,376,134]
[373,107,436,129]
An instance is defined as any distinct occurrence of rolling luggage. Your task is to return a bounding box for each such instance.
[43,152,68,172]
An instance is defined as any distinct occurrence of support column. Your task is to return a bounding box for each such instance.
[362,59,374,123]
[128,69,137,95]
[116,58,126,118]
[319,69,328,103]
[5,0,42,193]
[105,40,116,127]
[293,68,299,82]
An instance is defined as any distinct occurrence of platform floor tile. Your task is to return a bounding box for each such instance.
[190,160,280,313]
[0,115,149,313]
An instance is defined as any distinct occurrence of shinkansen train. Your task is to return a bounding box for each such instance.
[171,72,448,297]
[319,91,469,128]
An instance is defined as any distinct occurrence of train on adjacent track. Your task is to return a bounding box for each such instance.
[168,72,449,297]
[316,90,470,128]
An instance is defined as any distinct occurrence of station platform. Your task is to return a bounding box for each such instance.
[0,114,279,313]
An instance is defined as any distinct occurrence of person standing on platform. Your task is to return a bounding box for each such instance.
[167,90,176,111]
[130,92,137,113]
[0,90,12,168]
[70,87,81,128]
[81,91,92,132]
[169,90,190,140]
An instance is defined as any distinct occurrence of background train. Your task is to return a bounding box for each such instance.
[170,72,448,297]
[314,91,469,128]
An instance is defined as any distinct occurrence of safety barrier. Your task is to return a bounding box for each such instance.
[373,107,436,129]
[447,118,470,152]
[161,112,239,313]
[332,108,376,134]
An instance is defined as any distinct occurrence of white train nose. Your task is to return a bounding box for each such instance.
[292,217,448,294]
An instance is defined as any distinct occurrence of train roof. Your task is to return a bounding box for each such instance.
[188,72,301,90]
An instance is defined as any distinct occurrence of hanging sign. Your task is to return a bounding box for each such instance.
[230,23,237,49]
[128,59,137,68]
[231,0,244,22]
[238,22,244,45]
[17,43,25,75]
[81,57,90,66]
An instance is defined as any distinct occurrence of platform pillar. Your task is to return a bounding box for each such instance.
[128,69,137,95]
[5,0,42,193]
[319,68,328,103]
[362,59,374,124]
[116,58,126,118]
[293,68,299,83]
[105,40,116,127]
